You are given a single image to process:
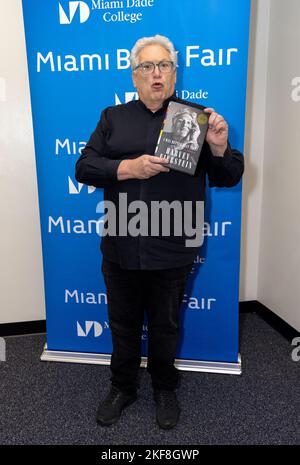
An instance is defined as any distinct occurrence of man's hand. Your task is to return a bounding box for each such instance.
[117,155,170,180]
[204,108,228,157]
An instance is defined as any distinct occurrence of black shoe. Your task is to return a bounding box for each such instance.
[154,390,180,430]
[96,386,137,426]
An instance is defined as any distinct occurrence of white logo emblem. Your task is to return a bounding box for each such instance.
[115,92,138,106]
[59,2,90,24]
[77,321,103,337]
[68,177,96,194]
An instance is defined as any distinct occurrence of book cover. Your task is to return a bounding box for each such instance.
[155,100,209,175]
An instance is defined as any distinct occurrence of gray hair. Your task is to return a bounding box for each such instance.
[130,34,177,69]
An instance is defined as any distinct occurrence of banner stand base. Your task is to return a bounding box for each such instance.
[41,344,242,375]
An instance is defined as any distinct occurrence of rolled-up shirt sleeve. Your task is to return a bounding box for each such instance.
[202,142,244,188]
[75,108,122,189]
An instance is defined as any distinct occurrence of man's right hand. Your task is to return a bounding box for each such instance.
[117,155,170,180]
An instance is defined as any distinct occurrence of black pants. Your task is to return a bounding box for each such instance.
[102,259,192,395]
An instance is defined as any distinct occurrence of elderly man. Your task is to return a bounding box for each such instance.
[75,34,244,429]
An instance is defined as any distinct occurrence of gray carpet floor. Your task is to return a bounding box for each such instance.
[0,313,299,445]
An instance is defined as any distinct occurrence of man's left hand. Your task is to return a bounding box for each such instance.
[204,108,228,157]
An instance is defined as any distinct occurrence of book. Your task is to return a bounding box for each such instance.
[155,100,209,175]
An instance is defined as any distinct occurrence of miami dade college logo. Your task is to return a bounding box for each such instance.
[77,321,103,337]
[59,1,90,24]
[68,177,96,194]
[115,91,138,106]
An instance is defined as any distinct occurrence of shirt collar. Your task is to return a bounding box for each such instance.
[137,93,176,115]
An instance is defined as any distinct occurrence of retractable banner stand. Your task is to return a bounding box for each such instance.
[22,0,250,374]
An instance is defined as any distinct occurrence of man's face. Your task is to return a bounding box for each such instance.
[173,114,193,138]
[132,44,176,108]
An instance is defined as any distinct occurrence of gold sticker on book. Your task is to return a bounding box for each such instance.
[197,114,208,125]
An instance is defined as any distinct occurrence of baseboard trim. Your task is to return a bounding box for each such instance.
[239,301,299,341]
[0,320,46,337]
[0,302,298,340]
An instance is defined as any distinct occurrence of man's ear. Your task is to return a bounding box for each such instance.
[132,71,137,88]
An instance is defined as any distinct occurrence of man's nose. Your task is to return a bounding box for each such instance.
[152,64,162,77]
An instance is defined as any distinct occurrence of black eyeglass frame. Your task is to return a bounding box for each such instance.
[133,60,175,74]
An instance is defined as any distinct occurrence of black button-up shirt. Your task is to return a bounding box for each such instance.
[75,95,244,270]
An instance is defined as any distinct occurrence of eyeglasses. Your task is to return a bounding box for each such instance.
[134,61,175,75]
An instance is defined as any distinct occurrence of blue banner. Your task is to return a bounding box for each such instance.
[22,0,250,364]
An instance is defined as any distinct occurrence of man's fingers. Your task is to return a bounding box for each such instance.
[204,109,227,130]
[214,119,228,131]
[156,164,170,172]
[138,154,170,178]
[208,112,219,126]
[208,113,228,131]
[149,163,170,173]
[148,155,170,164]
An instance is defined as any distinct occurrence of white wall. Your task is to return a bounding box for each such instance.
[240,0,270,301]
[0,0,45,323]
[0,1,298,331]
[257,0,300,331]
